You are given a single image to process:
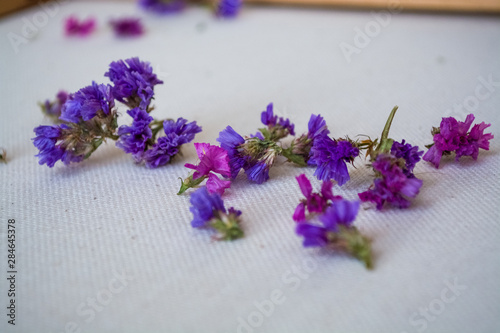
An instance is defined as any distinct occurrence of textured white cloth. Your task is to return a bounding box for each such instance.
[1,1,499,333]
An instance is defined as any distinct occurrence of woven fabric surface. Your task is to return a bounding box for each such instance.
[0,1,499,332]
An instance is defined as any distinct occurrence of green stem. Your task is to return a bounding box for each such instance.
[377,106,398,154]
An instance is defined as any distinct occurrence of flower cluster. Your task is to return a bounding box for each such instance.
[189,187,244,240]
[357,107,424,210]
[64,16,96,37]
[423,114,494,168]
[138,0,243,18]
[293,174,372,269]
[33,57,201,168]
[110,18,145,37]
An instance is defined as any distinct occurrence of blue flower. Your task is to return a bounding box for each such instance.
[189,187,226,228]
[391,139,423,177]
[309,135,359,186]
[296,199,360,247]
[60,82,114,123]
[214,0,242,17]
[244,161,269,184]
[32,125,84,167]
[138,0,185,14]
[105,57,163,109]
[116,108,153,157]
[307,114,329,140]
[217,126,246,179]
[143,118,201,168]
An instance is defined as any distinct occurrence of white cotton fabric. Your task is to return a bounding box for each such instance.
[0,1,499,332]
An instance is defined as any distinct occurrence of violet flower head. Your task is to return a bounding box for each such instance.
[217,126,246,179]
[309,136,359,186]
[60,82,114,123]
[423,114,493,168]
[32,125,84,167]
[116,108,153,158]
[308,114,330,141]
[214,0,242,18]
[110,18,144,37]
[138,0,185,14]
[143,118,201,168]
[293,174,341,222]
[40,90,70,119]
[189,187,244,240]
[64,16,96,37]
[359,154,423,210]
[105,57,163,109]
[391,139,423,177]
[260,103,295,139]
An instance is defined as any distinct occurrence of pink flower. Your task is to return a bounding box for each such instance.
[65,16,96,37]
[184,143,232,195]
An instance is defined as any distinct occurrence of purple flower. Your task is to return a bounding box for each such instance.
[217,126,246,179]
[189,187,244,240]
[296,199,359,247]
[184,143,232,195]
[260,103,295,137]
[116,108,153,158]
[105,57,163,109]
[143,118,201,168]
[214,0,242,17]
[307,114,330,141]
[391,139,423,177]
[293,174,341,222]
[60,82,114,123]
[138,0,185,14]
[190,187,226,228]
[32,125,84,167]
[41,90,70,118]
[244,161,269,184]
[359,154,423,209]
[309,136,359,186]
[110,18,144,37]
[423,114,494,168]
[64,16,96,37]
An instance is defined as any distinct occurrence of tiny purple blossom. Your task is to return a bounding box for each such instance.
[110,18,144,37]
[359,154,423,209]
[32,125,84,167]
[214,0,242,18]
[41,90,70,118]
[190,187,226,228]
[293,174,341,222]
[143,118,201,168]
[307,114,330,141]
[60,82,114,123]
[138,0,185,14]
[105,57,163,109]
[217,126,246,179]
[116,108,153,158]
[295,199,360,247]
[391,139,423,177]
[309,136,359,186]
[261,103,295,136]
[64,16,96,37]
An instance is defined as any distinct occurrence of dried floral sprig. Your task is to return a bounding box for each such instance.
[109,18,145,37]
[33,57,201,168]
[64,16,96,37]
[294,174,372,269]
[423,114,493,168]
[39,90,70,122]
[357,106,424,210]
[190,187,244,240]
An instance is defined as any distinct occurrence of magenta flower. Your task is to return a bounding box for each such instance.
[180,143,232,195]
[64,16,96,37]
[359,154,423,210]
[423,114,493,168]
[110,18,144,37]
[293,174,341,222]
